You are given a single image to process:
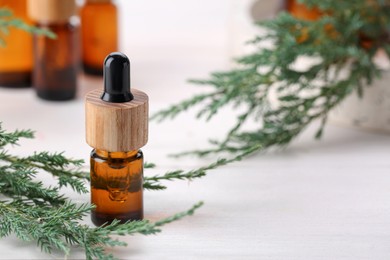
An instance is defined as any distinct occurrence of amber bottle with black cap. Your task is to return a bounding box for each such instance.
[28,0,79,101]
[85,52,148,226]
[0,0,33,87]
[81,0,118,76]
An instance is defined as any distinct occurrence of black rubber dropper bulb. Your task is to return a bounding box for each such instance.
[101,52,134,103]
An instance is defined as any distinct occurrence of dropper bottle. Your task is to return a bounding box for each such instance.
[85,52,148,226]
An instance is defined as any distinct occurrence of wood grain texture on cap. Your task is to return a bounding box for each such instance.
[85,89,148,152]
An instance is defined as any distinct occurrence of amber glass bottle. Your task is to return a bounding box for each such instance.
[285,0,322,21]
[90,149,144,225]
[284,0,387,49]
[28,0,79,101]
[86,52,149,226]
[81,0,118,76]
[0,0,33,87]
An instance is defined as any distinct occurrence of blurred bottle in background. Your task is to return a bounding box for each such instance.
[28,0,79,101]
[0,0,33,88]
[81,0,118,76]
[284,0,322,21]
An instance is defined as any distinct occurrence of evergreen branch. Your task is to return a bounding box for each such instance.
[153,201,203,227]
[0,167,66,206]
[0,200,203,260]
[0,126,34,147]
[0,201,91,254]
[144,162,156,169]
[23,152,89,193]
[143,145,260,190]
[105,201,204,235]
[151,93,220,122]
[0,151,89,194]
[0,125,206,259]
[26,151,84,168]
[152,0,389,157]
[78,201,203,260]
[0,125,89,200]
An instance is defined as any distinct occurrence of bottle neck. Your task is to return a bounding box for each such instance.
[36,19,73,27]
[28,0,77,24]
[94,149,139,159]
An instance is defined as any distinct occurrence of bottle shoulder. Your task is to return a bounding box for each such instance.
[36,18,79,31]
[91,149,143,161]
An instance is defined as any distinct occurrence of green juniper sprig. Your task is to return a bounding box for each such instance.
[0,126,81,205]
[143,144,260,190]
[1,150,90,194]
[0,124,204,260]
[0,7,55,46]
[152,0,390,157]
[0,125,90,195]
[0,199,203,260]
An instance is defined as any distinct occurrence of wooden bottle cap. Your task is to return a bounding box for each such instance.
[85,88,149,152]
[28,0,76,23]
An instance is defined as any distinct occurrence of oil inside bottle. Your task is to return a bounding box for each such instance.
[90,149,143,226]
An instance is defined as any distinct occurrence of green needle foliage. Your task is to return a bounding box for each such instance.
[0,7,55,46]
[0,200,203,260]
[143,144,260,190]
[153,0,390,157]
[0,124,204,259]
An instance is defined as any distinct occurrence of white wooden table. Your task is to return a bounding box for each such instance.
[1,1,390,258]
[1,46,390,259]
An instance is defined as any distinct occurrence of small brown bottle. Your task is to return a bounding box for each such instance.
[81,0,118,76]
[0,0,33,87]
[85,52,148,226]
[28,0,79,101]
[285,0,322,21]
